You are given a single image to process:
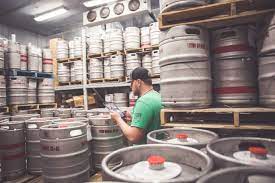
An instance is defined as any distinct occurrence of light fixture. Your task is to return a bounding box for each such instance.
[83,0,117,8]
[34,7,68,22]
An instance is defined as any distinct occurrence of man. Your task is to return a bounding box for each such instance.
[111,67,162,144]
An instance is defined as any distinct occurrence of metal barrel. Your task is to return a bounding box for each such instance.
[88,34,103,55]
[0,39,4,69]
[124,27,140,50]
[72,109,87,118]
[103,30,111,53]
[126,53,141,76]
[37,48,43,72]
[104,58,111,79]
[101,144,213,182]
[87,108,110,118]
[40,122,90,183]
[7,76,28,105]
[10,114,40,121]
[197,167,275,183]
[58,63,70,83]
[20,44,28,70]
[258,55,275,107]
[25,117,59,175]
[110,55,125,78]
[150,23,160,46]
[54,108,72,119]
[142,54,152,74]
[0,75,6,106]
[0,121,26,180]
[213,55,257,106]
[38,78,55,104]
[71,60,83,82]
[7,41,20,69]
[73,37,82,57]
[27,45,40,72]
[160,0,208,12]
[40,108,56,118]
[141,27,151,48]
[110,29,124,52]
[27,78,37,104]
[89,115,124,170]
[56,40,69,60]
[259,17,275,55]
[89,58,103,80]
[42,49,53,73]
[69,40,74,58]
[159,25,212,108]
[151,50,160,75]
[113,93,128,108]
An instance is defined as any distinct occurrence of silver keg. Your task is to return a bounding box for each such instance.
[28,45,40,72]
[207,137,275,169]
[152,50,160,75]
[20,44,27,70]
[126,53,141,76]
[58,63,70,83]
[147,128,218,149]
[37,48,43,72]
[110,55,125,78]
[7,41,20,69]
[124,27,141,50]
[7,76,28,105]
[0,121,26,180]
[69,40,74,58]
[197,167,275,183]
[73,37,82,57]
[42,49,53,73]
[89,115,124,170]
[160,0,208,12]
[142,54,152,74]
[259,14,275,55]
[25,117,58,175]
[113,93,128,108]
[40,108,56,118]
[159,25,212,108]
[104,58,111,79]
[141,27,151,48]
[150,23,160,46]
[102,144,213,182]
[212,25,256,59]
[38,78,55,104]
[71,60,83,82]
[56,39,69,60]
[0,39,4,69]
[72,109,87,118]
[89,58,104,80]
[104,30,111,53]
[258,55,275,107]
[0,75,6,106]
[10,114,40,121]
[27,79,37,104]
[40,122,90,183]
[88,34,103,55]
[87,108,110,118]
[110,29,124,52]
[54,108,71,118]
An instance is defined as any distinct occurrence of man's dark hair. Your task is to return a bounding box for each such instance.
[130,67,152,86]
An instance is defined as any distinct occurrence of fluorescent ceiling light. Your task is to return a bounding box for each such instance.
[34,7,68,22]
[83,0,117,8]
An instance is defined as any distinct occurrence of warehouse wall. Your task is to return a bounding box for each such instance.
[0,23,48,48]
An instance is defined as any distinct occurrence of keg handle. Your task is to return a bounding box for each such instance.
[69,129,83,137]
[218,30,237,40]
[185,28,201,36]
[111,160,124,171]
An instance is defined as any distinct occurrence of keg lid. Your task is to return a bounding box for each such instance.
[147,155,165,165]
[176,133,188,139]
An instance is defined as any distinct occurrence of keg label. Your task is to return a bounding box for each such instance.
[43,59,53,64]
[215,86,257,94]
[187,43,206,49]
[42,145,60,152]
[99,129,119,134]
[214,44,251,54]
[20,55,27,61]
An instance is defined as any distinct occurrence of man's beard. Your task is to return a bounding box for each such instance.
[133,89,140,97]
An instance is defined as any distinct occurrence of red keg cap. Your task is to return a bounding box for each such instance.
[147,155,166,165]
[176,133,188,139]
[249,147,268,155]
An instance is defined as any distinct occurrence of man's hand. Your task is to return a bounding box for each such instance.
[124,110,132,123]
[110,111,121,124]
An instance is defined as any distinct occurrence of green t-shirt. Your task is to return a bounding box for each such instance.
[131,90,162,144]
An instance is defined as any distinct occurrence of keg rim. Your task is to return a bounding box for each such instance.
[40,121,87,130]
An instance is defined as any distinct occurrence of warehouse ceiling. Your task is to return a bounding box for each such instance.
[0,0,159,36]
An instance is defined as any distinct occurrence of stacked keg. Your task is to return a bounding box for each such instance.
[0,75,6,106]
[126,53,141,76]
[0,121,26,180]
[38,78,55,104]
[212,25,257,106]
[40,122,90,182]
[0,39,4,69]
[27,79,37,104]
[150,23,160,46]
[7,76,28,105]
[71,60,83,82]
[37,48,43,72]
[28,45,40,71]
[69,40,74,58]
[124,27,140,50]
[258,14,275,107]
[56,39,69,60]
[55,108,71,118]
[113,93,128,107]
[10,114,40,121]
[104,58,111,79]
[58,63,70,83]
[73,37,82,57]
[89,58,103,80]
[159,25,212,108]
[110,55,124,78]
[89,115,124,170]
[110,29,124,51]
[152,50,160,76]
[103,30,111,53]
[20,45,27,70]
[42,49,53,73]
[142,54,152,73]
[7,41,20,69]
[88,33,103,55]
[141,26,151,48]
[40,108,56,118]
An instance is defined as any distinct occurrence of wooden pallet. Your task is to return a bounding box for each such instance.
[125,45,159,55]
[3,174,41,183]
[160,107,275,130]
[38,103,57,109]
[88,53,104,58]
[159,0,275,30]
[58,81,83,86]
[88,78,105,83]
[69,57,82,61]
[104,50,124,56]
[57,58,69,63]
[89,172,103,182]
[10,104,38,113]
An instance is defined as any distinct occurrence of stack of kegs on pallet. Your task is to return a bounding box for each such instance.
[258,13,275,107]
[105,93,129,108]
[57,39,70,83]
[0,39,6,106]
